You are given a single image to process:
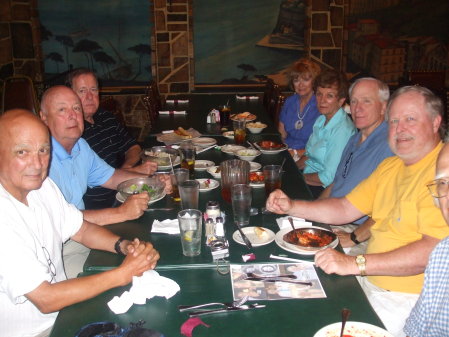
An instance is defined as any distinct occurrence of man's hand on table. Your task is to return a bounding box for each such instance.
[119,239,160,283]
[119,193,150,219]
[314,248,359,275]
[333,230,356,248]
[124,161,158,175]
[266,189,293,214]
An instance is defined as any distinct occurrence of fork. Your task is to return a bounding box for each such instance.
[178,296,248,312]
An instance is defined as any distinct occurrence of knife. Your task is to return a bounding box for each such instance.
[188,304,265,317]
[235,224,253,250]
[244,277,312,286]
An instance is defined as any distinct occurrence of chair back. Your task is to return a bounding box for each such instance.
[272,94,286,127]
[2,75,39,114]
[143,80,162,124]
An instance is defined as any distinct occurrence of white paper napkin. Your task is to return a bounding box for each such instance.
[166,99,189,104]
[159,110,187,115]
[276,216,312,230]
[236,95,259,100]
[151,219,180,234]
[108,270,180,314]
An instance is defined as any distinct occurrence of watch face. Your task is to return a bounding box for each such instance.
[356,255,366,264]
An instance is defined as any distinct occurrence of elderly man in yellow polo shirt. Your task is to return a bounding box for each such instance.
[266,85,449,337]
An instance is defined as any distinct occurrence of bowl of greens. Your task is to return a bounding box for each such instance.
[117,176,166,203]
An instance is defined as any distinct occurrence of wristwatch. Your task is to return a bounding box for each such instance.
[114,237,126,256]
[355,255,366,276]
[350,231,361,245]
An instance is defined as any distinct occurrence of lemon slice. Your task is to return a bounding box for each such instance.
[183,230,194,242]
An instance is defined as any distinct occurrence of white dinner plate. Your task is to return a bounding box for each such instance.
[196,178,220,192]
[194,160,215,171]
[256,145,288,155]
[221,144,246,154]
[313,321,394,337]
[115,191,166,204]
[232,227,275,247]
[222,131,234,139]
[192,137,217,148]
[249,161,262,172]
[157,156,181,170]
[206,166,222,179]
[274,228,338,256]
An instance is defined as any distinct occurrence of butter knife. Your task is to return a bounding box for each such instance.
[188,304,265,317]
[235,224,253,250]
[244,277,312,286]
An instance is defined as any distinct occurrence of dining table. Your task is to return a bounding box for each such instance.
[49,93,385,337]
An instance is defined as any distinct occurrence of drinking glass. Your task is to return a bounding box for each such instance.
[170,168,189,201]
[219,104,231,127]
[233,119,247,145]
[178,209,202,257]
[231,184,252,226]
[263,164,283,196]
[179,141,196,179]
[179,179,199,209]
[220,159,250,203]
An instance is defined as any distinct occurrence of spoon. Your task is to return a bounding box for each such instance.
[339,308,351,337]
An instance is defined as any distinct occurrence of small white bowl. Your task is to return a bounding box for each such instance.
[206,165,222,179]
[236,148,261,161]
[246,122,267,134]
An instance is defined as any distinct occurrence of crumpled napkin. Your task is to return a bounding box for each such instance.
[166,99,189,104]
[151,219,180,234]
[236,95,259,100]
[159,110,187,115]
[276,216,312,230]
[108,270,180,314]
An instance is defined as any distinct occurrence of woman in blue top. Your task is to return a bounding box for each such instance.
[279,58,321,160]
[298,69,356,198]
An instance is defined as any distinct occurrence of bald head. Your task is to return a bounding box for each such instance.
[39,85,84,153]
[0,109,51,203]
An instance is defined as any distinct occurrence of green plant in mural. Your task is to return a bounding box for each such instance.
[55,35,74,71]
[93,51,116,79]
[46,52,64,73]
[72,39,103,70]
[128,44,151,79]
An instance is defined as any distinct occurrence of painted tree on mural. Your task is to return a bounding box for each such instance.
[46,52,64,73]
[72,39,103,70]
[237,63,257,81]
[55,35,74,71]
[93,51,116,79]
[128,44,151,79]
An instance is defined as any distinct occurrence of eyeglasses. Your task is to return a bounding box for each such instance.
[427,179,449,198]
[342,152,353,179]
[42,246,56,282]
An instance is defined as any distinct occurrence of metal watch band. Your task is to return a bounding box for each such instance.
[114,237,126,256]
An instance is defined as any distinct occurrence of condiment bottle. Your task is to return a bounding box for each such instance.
[215,216,225,240]
[205,218,216,245]
[206,201,221,222]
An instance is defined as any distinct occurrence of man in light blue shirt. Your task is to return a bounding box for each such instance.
[320,78,394,248]
[40,86,166,278]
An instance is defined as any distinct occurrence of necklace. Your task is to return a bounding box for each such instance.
[295,101,311,130]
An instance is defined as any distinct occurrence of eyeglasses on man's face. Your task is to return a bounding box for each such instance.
[427,178,449,198]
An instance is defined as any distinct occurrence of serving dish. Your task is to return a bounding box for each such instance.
[283,227,337,252]
[236,148,261,161]
[141,146,179,166]
[192,137,217,148]
[274,228,338,255]
[221,144,246,154]
[246,122,267,134]
[249,171,264,188]
[254,141,288,154]
[116,177,166,204]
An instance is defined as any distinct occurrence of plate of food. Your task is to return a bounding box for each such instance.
[156,127,201,145]
[249,171,265,188]
[206,165,221,179]
[232,227,275,246]
[196,178,220,192]
[157,156,181,170]
[255,140,288,154]
[230,111,257,121]
[220,144,246,154]
[222,131,234,139]
[246,121,267,134]
[192,137,217,148]
[313,321,394,337]
[194,160,215,171]
[275,228,338,255]
[249,161,262,172]
[116,177,166,205]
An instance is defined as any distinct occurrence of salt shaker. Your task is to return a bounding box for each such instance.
[215,216,225,240]
[206,201,221,222]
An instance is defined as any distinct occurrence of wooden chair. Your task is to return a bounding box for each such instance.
[271,93,286,127]
[143,80,162,125]
[262,78,275,110]
[2,75,40,114]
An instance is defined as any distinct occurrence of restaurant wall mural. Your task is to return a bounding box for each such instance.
[39,0,152,85]
[193,0,306,85]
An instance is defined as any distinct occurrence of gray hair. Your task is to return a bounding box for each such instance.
[66,68,98,88]
[386,85,443,120]
[349,77,390,103]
